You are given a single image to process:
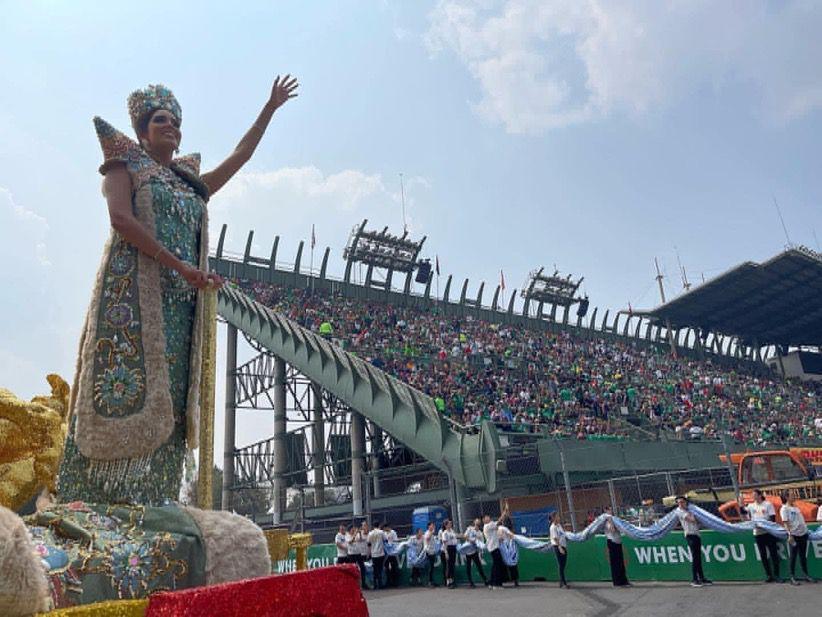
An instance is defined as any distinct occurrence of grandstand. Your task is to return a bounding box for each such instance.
[210,224,821,539]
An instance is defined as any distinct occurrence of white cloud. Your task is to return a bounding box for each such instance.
[0,187,50,266]
[209,166,430,258]
[215,166,389,211]
[425,0,822,133]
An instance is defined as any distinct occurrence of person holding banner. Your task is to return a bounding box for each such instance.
[409,528,426,586]
[463,518,489,588]
[384,524,400,587]
[440,519,459,589]
[349,523,369,589]
[498,525,520,587]
[368,522,388,590]
[483,505,510,589]
[549,511,569,589]
[603,506,631,587]
[780,492,813,585]
[424,521,441,587]
[675,496,712,587]
[740,490,782,583]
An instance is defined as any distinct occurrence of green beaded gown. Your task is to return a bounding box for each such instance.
[58,118,208,506]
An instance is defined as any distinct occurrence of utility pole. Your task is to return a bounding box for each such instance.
[399,173,408,235]
[655,258,678,358]
[675,247,691,291]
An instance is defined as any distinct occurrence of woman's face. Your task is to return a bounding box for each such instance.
[143,109,181,152]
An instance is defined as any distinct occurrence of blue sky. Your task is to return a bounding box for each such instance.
[2,1,821,452]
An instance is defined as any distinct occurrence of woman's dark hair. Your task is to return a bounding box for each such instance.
[780,491,790,503]
[135,110,154,138]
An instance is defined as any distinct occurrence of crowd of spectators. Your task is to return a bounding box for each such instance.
[234,279,822,447]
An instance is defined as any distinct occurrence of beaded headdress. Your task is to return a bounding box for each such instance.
[127,84,181,131]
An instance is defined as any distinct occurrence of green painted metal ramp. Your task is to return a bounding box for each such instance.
[217,286,499,491]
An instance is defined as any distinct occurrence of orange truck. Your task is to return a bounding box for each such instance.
[664,449,821,522]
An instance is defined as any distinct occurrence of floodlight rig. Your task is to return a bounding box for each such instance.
[343,219,427,292]
[520,267,586,320]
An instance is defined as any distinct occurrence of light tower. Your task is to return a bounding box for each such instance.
[342,219,428,292]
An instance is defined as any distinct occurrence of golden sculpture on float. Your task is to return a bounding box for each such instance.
[0,374,70,512]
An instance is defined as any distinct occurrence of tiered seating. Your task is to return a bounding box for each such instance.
[234,279,821,446]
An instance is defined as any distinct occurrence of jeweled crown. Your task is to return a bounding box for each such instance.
[127,84,181,130]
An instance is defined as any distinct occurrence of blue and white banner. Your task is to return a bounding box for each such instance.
[500,539,519,566]
[457,505,822,559]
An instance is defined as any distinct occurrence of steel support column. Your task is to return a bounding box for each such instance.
[221,324,238,511]
[371,421,382,498]
[311,383,325,506]
[272,357,287,523]
[351,411,365,517]
[453,480,468,532]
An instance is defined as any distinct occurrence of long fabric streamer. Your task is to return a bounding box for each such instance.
[500,539,519,566]
[453,504,821,561]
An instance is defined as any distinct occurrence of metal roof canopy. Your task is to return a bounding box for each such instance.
[644,247,822,347]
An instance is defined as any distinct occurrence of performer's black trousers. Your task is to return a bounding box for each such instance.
[336,555,349,565]
[789,534,810,578]
[686,535,705,582]
[607,539,629,586]
[352,554,367,588]
[465,552,487,585]
[755,534,781,579]
[385,555,399,587]
[427,553,438,584]
[554,549,568,585]
[445,546,457,582]
[372,555,385,589]
[489,548,506,586]
[508,563,519,584]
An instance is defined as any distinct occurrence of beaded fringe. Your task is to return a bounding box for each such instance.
[87,455,153,494]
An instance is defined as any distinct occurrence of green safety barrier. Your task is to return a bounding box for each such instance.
[274,526,822,583]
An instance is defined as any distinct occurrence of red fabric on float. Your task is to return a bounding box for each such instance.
[145,564,368,617]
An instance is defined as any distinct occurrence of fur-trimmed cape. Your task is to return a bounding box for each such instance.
[69,118,209,461]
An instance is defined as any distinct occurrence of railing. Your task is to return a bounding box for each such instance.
[209,228,776,365]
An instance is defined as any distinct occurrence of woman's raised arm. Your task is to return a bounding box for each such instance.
[201,75,299,196]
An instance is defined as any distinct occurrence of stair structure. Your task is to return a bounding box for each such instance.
[217,285,500,491]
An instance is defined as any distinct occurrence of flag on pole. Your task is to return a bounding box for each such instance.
[435,256,440,276]
[500,269,506,291]
[311,224,316,250]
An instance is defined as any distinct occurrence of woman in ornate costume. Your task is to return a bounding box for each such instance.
[0,77,298,615]
[59,76,298,505]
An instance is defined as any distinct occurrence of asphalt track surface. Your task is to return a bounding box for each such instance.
[364,581,821,617]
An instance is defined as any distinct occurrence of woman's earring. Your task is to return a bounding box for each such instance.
[175,146,180,154]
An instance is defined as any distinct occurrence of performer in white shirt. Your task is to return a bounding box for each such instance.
[367,522,388,589]
[817,502,822,523]
[741,490,781,583]
[675,496,712,587]
[335,524,350,565]
[423,521,440,587]
[602,506,630,587]
[549,511,569,589]
[439,519,459,588]
[409,528,425,586]
[463,518,489,588]
[779,492,813,584]
[349,523,368,589]
[483,504,510,588]
[383,524,400,587]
